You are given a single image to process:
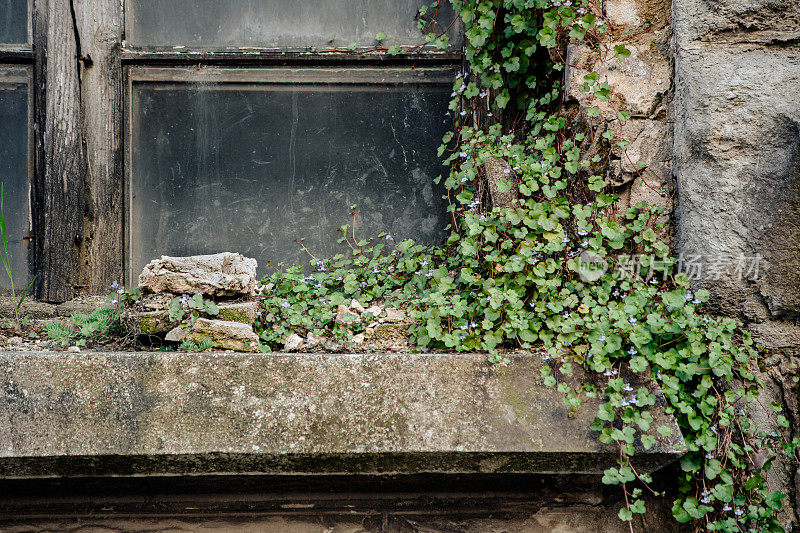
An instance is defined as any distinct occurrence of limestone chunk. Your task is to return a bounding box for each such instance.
[349,299,366,314]
[166,318,260,352]
[380,308,410,324]
[138,253,257,298]
[283,333,305,352]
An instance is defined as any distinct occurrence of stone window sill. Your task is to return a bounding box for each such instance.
[0,352,684,478]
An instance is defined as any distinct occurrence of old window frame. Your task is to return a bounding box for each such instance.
[21,0,462,301]
[119,2,463,287]
[123,65,458,284]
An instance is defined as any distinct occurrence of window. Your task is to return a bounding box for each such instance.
[123,1,462,281]
[0,0,32,291]
[127,66,453,278]
[5,0,461,298]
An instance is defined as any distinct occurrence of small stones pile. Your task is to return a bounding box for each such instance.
[126,252,417,353]
[125,253,261,352]
[282,300,412,353]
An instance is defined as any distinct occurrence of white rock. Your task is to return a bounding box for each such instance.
[381,307,409,324]
[364,305,383,317]
[349,299,366,314]
[335,304,359,325]
[283,333,304,352]
[67,346,81,353]
[306,332,326,347]
[138,252,257,298]
[165,326,188,342]
[352,333,366,344]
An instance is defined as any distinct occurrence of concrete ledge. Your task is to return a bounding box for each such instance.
[0,352,684,478]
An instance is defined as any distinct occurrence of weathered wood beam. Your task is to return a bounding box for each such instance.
[32,0,86,301]
[74,0,124,293]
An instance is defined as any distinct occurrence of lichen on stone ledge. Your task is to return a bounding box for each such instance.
[0,351,684,479]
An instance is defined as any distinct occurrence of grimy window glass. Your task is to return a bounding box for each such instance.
[128,67,453,280]
[0,0,28,45]
[125,0,461,50]
[0,66,30,291]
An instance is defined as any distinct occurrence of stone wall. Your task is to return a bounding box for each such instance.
[566,0,674,233]
[672,0,800,526]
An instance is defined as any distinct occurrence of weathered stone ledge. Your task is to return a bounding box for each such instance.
[0,352,684,478]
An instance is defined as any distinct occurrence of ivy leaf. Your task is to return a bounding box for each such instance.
[614,44,631,60]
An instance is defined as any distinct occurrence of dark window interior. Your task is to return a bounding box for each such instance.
[0,0,27,45]
[129,68,452,278]
[0,66,30,290]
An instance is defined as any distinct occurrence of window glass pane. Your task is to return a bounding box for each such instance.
[0,0,28,45]
[126,0,461,50]
[129,67,453,280]
[0,66,30,291]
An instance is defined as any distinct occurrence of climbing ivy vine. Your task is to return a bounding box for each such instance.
[252,1,800,530]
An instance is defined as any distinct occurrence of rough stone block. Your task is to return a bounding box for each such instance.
[0,298,57,320]
[55,296,110,317]
[565,42,670,119]
[165,318,260,352]
[674,42,800,319]
[122,309,173,335]
[138,253,257,298]
[217,301,259,324]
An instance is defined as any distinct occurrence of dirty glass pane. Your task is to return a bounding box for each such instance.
[129,68,453,280]
[126,0,461,50]
[0,0,28,45]
[0,66,30,291]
